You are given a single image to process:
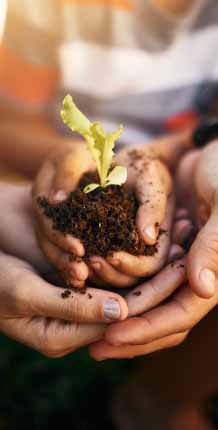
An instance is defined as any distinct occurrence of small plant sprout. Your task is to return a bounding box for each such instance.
[61,95,127,193]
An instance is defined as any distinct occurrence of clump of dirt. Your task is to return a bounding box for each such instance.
[38,175,158,258]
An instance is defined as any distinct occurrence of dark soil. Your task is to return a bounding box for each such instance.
[38,176,158,258]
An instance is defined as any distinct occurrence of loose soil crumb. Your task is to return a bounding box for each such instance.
[79,288,87,295]
[133,291,142,296]
[38,177,158,258]
[61,289,72,299]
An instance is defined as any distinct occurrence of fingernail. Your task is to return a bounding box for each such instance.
[104,299,121,321]
[91,262,101,271]
[52,190,68,203]
[144,225,157,242]
[199,268,216,295]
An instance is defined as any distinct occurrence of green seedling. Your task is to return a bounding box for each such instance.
[61,95,127,193]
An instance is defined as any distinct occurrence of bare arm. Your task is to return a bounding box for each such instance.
[0,105,77,178]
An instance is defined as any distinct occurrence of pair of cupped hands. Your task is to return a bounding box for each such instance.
[1,129,218,359]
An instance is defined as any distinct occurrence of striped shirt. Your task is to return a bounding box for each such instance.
[0,0,218,144]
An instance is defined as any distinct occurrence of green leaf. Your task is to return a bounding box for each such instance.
[106,165,127,187]
[61,96,102,175]
[60,95,127,192]
[83,183,100,193]
[101,125,123,187]
[60,95,91,136]
[84,134,102,178]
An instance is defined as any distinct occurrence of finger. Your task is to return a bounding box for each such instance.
[89,332,188,361]
[187,197,218,298]
[194,141,218,225]
[148,128,194,170]
[36,227,88,287]
[135,159,172,244]
[0,317,105,357]
[32,160,55,198]
[89,256,137,288]
[31,283,128,323]
[34,199,85,257]
[126,258,187,316]
[175,150,200,213]
[168,244,185,262]
[3,256,128,323]
[172,219,194,245]
[50,144,94,203]
[107,195,174,277]
[105,281,218,346]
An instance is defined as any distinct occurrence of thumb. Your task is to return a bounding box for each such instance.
[136,159,172,245]
[187,193,218,298]
[50,143,95,203]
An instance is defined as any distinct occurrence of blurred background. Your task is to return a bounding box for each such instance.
[0,335,134,430]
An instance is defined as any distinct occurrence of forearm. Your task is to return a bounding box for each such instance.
[0,107,64,178]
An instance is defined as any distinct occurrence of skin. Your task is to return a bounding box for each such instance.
[0,183,129,356]
[33,131,195,288]
[0,136,217,360]
[0,182,189,357]
[90,140,218,360]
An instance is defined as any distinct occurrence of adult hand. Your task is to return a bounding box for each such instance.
[0,252,128,356]
[90,255,218,360]
[0,183,128,355]
[176,140,218,298]
[88,207,192,360]
[90,136,218,360]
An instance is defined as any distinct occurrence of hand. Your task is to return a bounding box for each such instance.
[89,140,218,360]
[32,141,95,288]
[0,183,128,355]
[82,129,193,286]
[0,182,51,273]
[88,208,193,360]
[33,136,181,288]
[176,140,218,298]
[0,252,128,356]
[89,255,218,360]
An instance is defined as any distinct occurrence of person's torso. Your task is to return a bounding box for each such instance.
[1,0,218,142]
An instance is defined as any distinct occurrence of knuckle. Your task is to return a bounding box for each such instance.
[60,298,75,320]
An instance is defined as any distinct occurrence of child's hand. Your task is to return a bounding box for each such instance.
[88,128,195,287]
[33,139,174,288]
[89,147,173,286]
[33,141,95,287]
